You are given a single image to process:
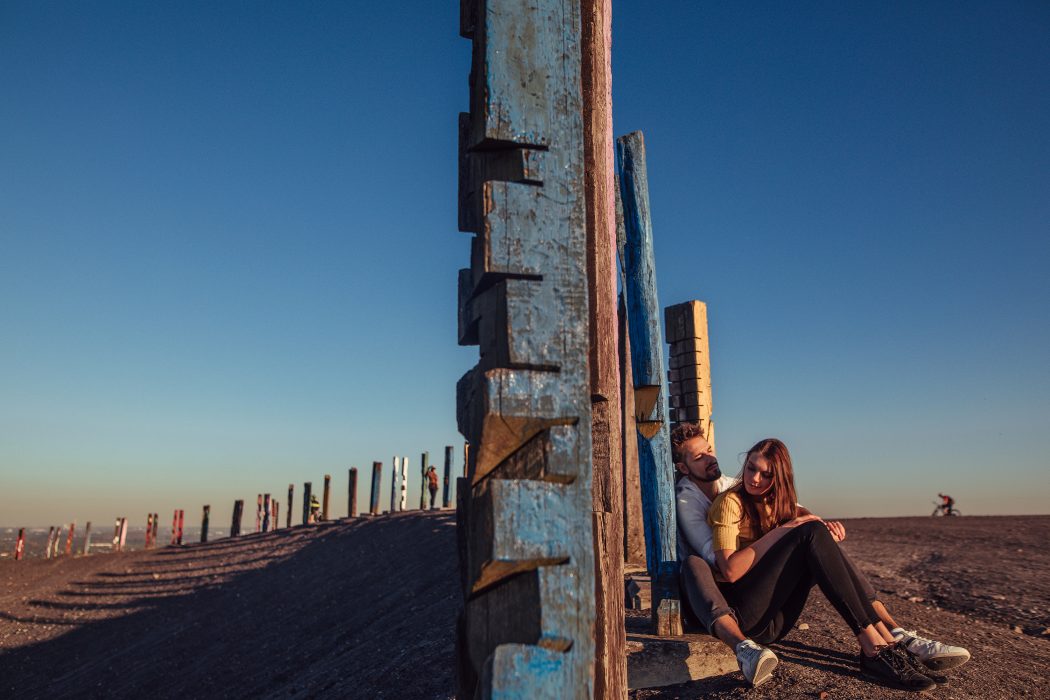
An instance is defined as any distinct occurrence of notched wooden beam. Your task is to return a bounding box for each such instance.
[486,425,579,483]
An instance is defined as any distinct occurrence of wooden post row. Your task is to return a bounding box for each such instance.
[302,482,312,525]
[201,505,210,543]
[370,461,382,516]
[348,468,358,518]
[322,475,331,522]
[617,130,682,636]
[455,0,596,695]
[231,499,244,537]
[82,521,92,555]
[442,445,453,508]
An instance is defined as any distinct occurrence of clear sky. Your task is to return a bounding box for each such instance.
[2,1,1047,529]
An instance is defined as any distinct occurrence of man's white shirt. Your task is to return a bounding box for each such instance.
[675,474,739,566]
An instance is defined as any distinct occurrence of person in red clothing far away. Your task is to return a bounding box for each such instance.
[426,466,439,509]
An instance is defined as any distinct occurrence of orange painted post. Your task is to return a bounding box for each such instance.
[82,521,92,555]
[14,528,25,560]
[348,468,358,517]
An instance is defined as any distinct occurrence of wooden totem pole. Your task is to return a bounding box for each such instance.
[455,0,597,695]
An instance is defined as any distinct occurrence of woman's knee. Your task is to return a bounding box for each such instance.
[797,519,835,546]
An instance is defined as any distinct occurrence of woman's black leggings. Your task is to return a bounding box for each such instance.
[720,520,880,644]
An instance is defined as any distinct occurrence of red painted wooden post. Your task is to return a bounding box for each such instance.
[322,474,331,522]
[64,522,76,555]
[348,468,358,518]
[286,484,294,528]
[82,521,92,555]
[201,505,210,543]
[262,494,271,532]
[14,528,25,560]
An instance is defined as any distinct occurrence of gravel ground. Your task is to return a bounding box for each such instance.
[2,513,1048,699]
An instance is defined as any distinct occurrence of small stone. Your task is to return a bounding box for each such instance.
[819,692,829,699]
[152,573,160,580]
[908,596,924,603]
[1040,627,1050,636]
[1012,625,1023,634]
[991,594,1006,600]
[797,623,810,631]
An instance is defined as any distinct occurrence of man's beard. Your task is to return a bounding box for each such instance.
[696,461,722,483]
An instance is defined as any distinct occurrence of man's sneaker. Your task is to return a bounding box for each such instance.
[894,642,949,685]
[735,639,778,687]
[892,627,971,671]
[859,645,937,692]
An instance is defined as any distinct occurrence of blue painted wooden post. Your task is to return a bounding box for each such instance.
[455,0,596,695]
[617,129,682,636]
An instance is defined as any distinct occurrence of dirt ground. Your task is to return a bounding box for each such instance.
[2,513,1048,699]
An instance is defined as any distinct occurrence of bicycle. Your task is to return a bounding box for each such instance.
[931,502,961,516]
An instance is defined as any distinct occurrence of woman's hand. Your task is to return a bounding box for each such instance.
[783,514,822,529]
[825,520,846,542]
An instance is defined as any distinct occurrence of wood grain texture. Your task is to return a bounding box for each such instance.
[617,131,681,635]
[456,0,596,695]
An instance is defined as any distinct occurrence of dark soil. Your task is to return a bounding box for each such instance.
[2,513,1048,699]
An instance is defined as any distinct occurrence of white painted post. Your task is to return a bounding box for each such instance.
[399,456,408,511]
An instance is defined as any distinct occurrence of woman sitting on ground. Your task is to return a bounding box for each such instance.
[708,438,970,692]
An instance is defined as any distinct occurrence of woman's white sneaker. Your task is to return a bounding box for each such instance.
[735,639,778,687]
[892,627,971,671]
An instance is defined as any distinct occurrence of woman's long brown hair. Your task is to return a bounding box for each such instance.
[733,438,799,536]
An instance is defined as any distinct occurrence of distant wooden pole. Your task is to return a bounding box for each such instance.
[398,457,408,511]
[390,456,399,513]
[145,514,153,549]
[201,505,211,543]
[65,522,76,555]
[231,500,244,537]
[151,513,158,545]
[15,528,25,560]
[617,130,681,636]
[118,518,128,552]
[286,484,294,527]
[262,494,271,532]
[256,494,263,533]
[82,521,92,555]
[322,475,331,522]
[302,482,312,525]
[442,446,453,508]
[176,510,184,546]
[370,461,382,516]
[272,499,279,530]
[418,452,428,510]
[45,526,54,559]
[348,469,358,517]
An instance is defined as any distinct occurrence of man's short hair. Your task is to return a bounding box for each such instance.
[669,421,706,463]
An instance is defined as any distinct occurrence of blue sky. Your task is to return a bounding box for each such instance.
[2,1,1047,528]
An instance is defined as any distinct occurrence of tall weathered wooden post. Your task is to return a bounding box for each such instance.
[442,446,454,508]
[45,526,55,559]
[82,521,93,555]
[64,522,76,555]
[151,513,158,545]
[348,469,358,517]
[15,528,25,560]
[664,301,715,446]
[231,500,244,537]
[272,499,279,530]
[581,0,627,691]
[287,484,294,528]
[617,130,681,636]
[302,482,312,525]
[201,505,211,543]
[262,494,271,532]
[175,511,184,546]
[370,461,382,516]
[455,0,597,695]
[256,494,263,533]
[145,514,154,549]
[390,457,399,513]
[322,475,331,522]
[418,452,428,510]
[118,517,129,551]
